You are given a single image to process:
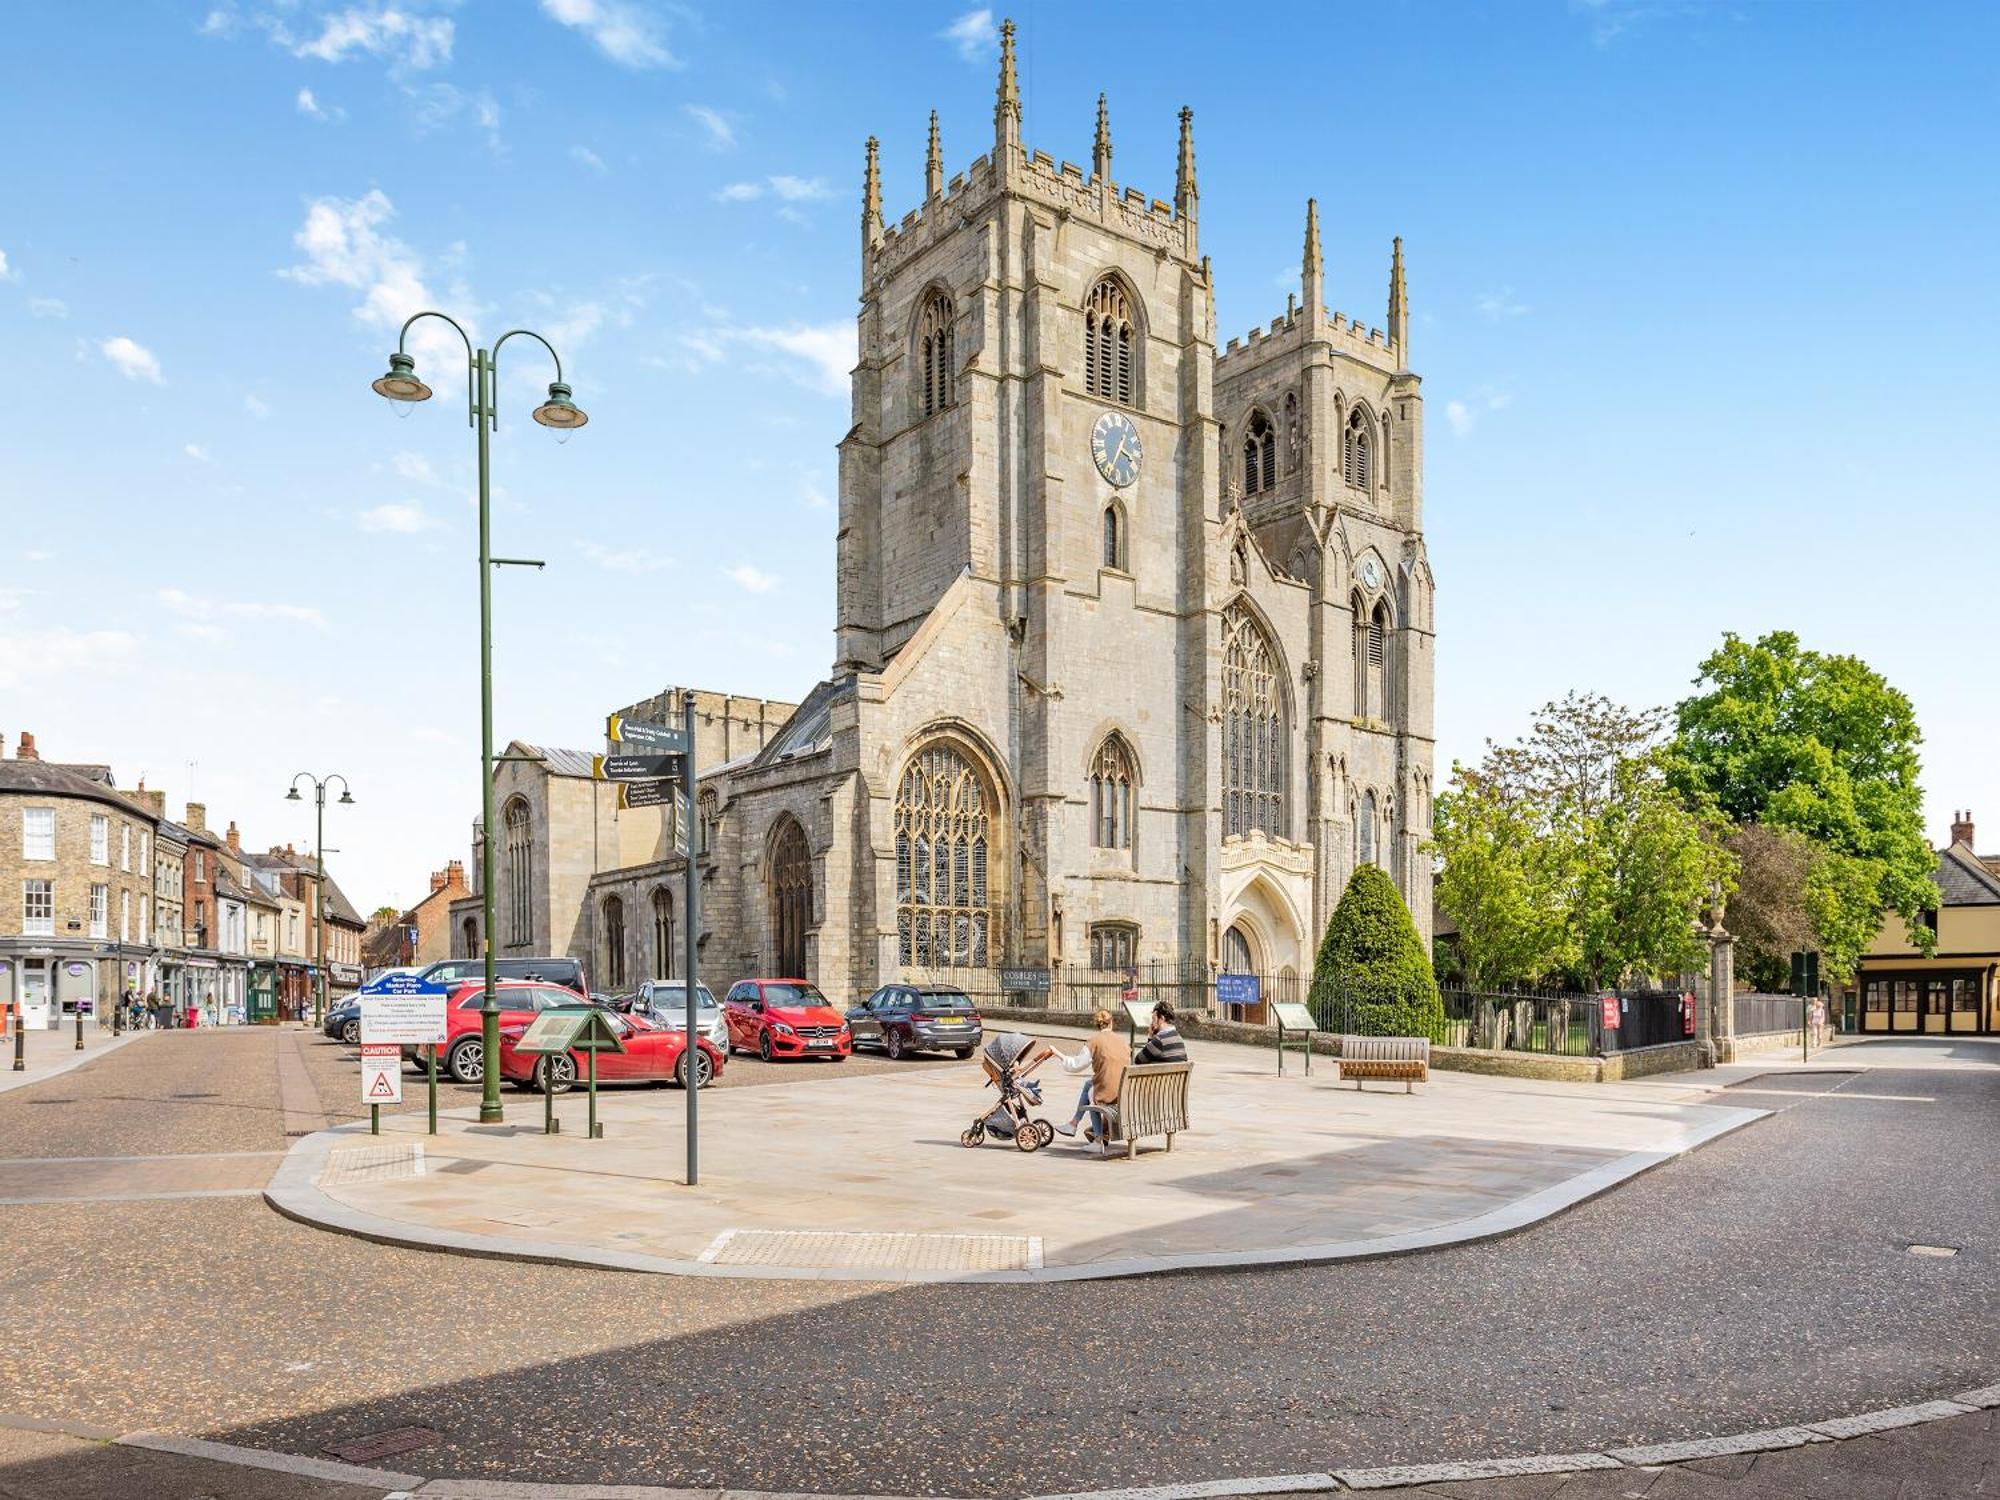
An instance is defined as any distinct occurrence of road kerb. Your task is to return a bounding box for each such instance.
[1606,1425,1827,1465]
[1331,1454,1621,1490]
[1024,1473,1339,1500]
[116,1428,425,1489]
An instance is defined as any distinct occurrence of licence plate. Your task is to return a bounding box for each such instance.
[808,1039,834,1048]
[934,1017,966,1026]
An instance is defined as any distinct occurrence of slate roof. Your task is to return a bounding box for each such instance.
[320,875,366,928]
[512,743,598,779]
[0,760,151,817]
[749,677,848,770]
[1936,843,2000,906]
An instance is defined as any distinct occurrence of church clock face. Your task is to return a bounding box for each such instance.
[1091,411,1141,488]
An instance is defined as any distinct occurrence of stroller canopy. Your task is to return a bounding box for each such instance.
[983,1031,1035,1072]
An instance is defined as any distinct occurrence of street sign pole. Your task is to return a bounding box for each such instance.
[428,1044,438,1135]
[683,692,699,1187]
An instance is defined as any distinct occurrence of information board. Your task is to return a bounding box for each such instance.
[1121,998,1153,1033]
[1272,1001,1317,1033]
[360,993,448,1046]
[1600,994,1621,1029]
[1216,972,1261,1008]
[359,1043,402,1104]
[512,1008,590,1056]
[1000,968,1051,993]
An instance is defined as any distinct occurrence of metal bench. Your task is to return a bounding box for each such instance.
[1093,1061,1192,1158]
[1336,1035,1430,1092]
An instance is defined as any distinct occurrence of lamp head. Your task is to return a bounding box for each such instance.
[337,791,355,805]
[285,787,302,802]
[371,352,432,403]
[532,381,588,431]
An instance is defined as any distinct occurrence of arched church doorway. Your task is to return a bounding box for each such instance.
[770,818,813,978]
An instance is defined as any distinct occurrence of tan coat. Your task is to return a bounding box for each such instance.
[1086,1029,1130,1105]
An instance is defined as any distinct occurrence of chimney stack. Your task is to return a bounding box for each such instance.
[1950,809,1975,848]
[430,868,449,893]
[16,732,39,762]
[132,788,166,817]
[185,801,206,832]
[226,821,241,854]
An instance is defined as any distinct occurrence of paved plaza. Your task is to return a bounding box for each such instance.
[271,1025,1764,1282]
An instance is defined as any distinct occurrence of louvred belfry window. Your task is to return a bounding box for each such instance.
[918,290,955,417]
[1243,410,1276,495]
[1344,407,1373,490]
[1085,278,1136,405]
[894,742,1000,968]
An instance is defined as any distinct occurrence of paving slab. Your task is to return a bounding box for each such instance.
[269,1026,1763,1283]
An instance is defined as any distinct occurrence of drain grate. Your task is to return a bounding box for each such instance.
[1908,1244,1960,1258]
[322,1425,438,1463]
[701,1228,1041,1272]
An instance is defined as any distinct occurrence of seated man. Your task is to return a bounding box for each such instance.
[1055,1008,1129,1146]
[1131,999,1187,1065]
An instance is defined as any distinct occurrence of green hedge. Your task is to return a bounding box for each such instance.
[1308,865,1445,1041]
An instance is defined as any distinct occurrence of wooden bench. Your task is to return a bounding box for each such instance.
[1336,1035,1430,1092]
[1093,1061,1192,1158]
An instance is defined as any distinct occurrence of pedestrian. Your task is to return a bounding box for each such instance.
[1054,1007,1130,1148]
[148,992,164,1030]
[1131,999,1188,1065]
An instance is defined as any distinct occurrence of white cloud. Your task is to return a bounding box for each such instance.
[176,622,231,644]
[715,175,833,204]
[940,8,997,61]
[0,628,139,690]
[1444,387,1513,438]
[798,473,831,510]
[158,587,329,630]
[684,104,735,150]
[725,564,780,595]
[1476,288,1530,321]
[296,86,345,122]
[28,297,68,319]
[390,450,436,484]
[0,249,13,281]
[99,336,163,384]
[281,190,467,370]
[1445,400,1472,437]
[198,8,235,37]
[575,540,672,574]
[183,443,212,463]
[358,501,440,534]
[540,0,674,68]
[244,394,270,418]
[570,144,608,175]
[545,301,605,347]
[408,81,501,146]
[284,6,453,69]
[733,322,853,395]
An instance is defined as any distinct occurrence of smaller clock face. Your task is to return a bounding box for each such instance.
[1359,557,1383,590]
[1091,411,1142,488]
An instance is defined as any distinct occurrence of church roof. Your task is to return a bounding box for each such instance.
[511,743,598,779]
[749,678,849,769]
[1935,843,2000,907]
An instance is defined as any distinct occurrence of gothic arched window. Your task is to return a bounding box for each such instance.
[1084,277,1136,405]
[1102,501,1126,571]
[1359,789,1378,866]
[1343,407,1373,490]
[1221,601,1287,840]
[602,894,626,989]
[1283,391,1301,474]
[1369,600,1389,718]
[894,740,1001,968]
[502,798,533,947]
[1243,409,1276,495]
[651,887,673,977]
[1089,733,1136,850]
[460,916,477,959]
[769,818,813,977]
[918,289,955,418]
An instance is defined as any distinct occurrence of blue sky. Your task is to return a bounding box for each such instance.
[2,1,1995,913]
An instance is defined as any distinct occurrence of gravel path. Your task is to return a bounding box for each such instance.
[0,1032,1990,1498]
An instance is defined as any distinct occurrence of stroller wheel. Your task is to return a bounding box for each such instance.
[960,1124,985,1148]
[1014,1121,1043,1152]
[1034,1120,1055,1147]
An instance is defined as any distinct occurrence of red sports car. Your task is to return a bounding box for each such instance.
[496,1008,724,1093]
[720,978,852,1061]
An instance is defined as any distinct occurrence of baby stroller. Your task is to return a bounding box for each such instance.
[961,1032,1056,1152]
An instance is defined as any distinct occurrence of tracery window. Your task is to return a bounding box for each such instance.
[1084,277,1136,405]
[602,895,626,989]
[1089,733,1136,850]
[1222,601,1287,839]
[1089,922,1137,971]
[918,290,955,417]
[1243,409,1276,495]
[503,797,533,947]
[1343,407,1373,490]
[894,741,1000,967]
[770,818,813,977]
[651,887,673,977]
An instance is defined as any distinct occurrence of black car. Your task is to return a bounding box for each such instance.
[323,995,364,1043]
[846,984,982,1060]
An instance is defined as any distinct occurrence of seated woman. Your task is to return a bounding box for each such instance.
[1054,1008,1129,1145]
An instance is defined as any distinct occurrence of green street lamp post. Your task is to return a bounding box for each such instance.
[286,773,353,1029]
[370,314,588,1125]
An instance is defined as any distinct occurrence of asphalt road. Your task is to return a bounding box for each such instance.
[0,1029,1990,1499]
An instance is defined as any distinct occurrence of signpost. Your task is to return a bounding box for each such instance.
[605,714,691,754]
[618,779,672,809]
[1272,1000,1318,1075]
[591,753,678,781]
[1790,950,1820,1062]
[359,1043,402,1135]
[361,979,448,1135]
[513,1004,624,1139]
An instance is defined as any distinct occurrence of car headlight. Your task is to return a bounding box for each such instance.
[771,1021,795,1036]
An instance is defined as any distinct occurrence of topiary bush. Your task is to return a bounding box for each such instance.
[1308,864,1445,1040]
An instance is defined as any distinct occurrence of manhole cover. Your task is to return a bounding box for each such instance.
[702,1228,1041,1272]
[321,1143,424,1187]
[322,1425,438,1463]
[1908,1244,1959,1258]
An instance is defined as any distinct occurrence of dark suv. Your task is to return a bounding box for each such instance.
[845,984,982,1060]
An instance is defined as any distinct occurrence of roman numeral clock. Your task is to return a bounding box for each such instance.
[1091,410,1141,487]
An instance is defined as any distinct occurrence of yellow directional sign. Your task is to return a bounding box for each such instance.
[605,714,690,753]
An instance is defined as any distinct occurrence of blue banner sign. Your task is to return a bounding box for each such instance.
[1215,972,1261,1007]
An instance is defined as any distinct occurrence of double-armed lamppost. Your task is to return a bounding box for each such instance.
[286,772,353,1028]
[370,313,588,1125]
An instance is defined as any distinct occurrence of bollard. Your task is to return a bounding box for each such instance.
[12,1002,24,1072]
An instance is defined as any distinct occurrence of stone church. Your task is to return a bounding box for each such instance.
[455,21,1436,1005]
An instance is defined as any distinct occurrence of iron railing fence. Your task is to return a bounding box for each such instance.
[1731,991,1808,1036]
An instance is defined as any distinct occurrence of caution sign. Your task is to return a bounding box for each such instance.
[360,1042,403,1105]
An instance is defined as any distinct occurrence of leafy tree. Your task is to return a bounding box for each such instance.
[1720,824,1819,992]
[1430,764,1568,988]
[1670,631,1937,979]
[1308,864,1444,1039]
[1575,755,1733,987]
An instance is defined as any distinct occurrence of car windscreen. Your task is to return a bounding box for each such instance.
[762,983,828,1006]
[915,989,974,1009]
[646,986,717,1011]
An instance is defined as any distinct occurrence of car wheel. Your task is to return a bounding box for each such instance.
[446,1037,483,1084]
[953,1046,975,1061]
[536,1054,576,1095]
[884,1029,905,1061]
[341,1018,360,1044]
[758,1032,774,1063]
[676,1049,714,1089]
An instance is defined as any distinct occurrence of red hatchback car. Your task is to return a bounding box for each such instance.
[721,979,851,1061]
[496,1009,724,1093]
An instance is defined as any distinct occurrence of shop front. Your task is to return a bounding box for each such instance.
[248,962,278,1024]
[1856,967,1996,1036]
